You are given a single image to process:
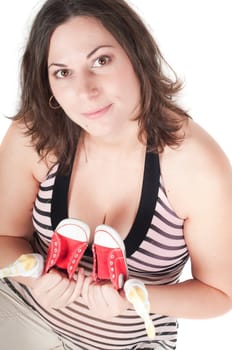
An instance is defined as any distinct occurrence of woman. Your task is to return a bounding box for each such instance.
[0,0,231,349]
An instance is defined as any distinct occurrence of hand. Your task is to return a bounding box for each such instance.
[81,276,130,320]
[30,268,85,309]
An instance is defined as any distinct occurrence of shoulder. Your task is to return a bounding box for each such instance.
[160,118,232,218]
[0,120,56,182]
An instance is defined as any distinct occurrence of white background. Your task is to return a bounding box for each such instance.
[0,1,231,349]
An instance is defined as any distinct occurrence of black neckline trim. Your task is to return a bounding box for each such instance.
[124,152,160,256]
[51,152,160,257]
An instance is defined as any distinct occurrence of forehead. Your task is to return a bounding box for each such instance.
[48,16,119,59]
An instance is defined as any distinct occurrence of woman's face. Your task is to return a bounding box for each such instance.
[48,16,141,139]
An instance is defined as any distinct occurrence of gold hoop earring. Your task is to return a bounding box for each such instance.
[49,95,60,110]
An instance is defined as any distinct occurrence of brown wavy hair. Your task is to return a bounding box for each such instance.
[14,0,189,173]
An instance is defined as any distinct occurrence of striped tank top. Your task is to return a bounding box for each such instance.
[6,152,189,350]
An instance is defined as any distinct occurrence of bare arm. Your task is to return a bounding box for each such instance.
[0,121,86,307]
[0,121,46,286]
[149,120,232,318]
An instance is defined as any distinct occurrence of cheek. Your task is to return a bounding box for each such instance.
[120,72,140,106]
[49,83,74,109]
[121,62,140,93]
[48,77,56,95]
[49,77,69,100]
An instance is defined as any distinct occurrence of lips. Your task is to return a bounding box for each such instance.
[81,104,112,119]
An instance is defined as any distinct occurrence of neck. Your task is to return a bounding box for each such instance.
[81,128,146,163]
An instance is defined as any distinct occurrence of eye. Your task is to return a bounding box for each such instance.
[92,55,111,68]
[54,69,71,79]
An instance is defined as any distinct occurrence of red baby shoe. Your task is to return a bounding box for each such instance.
[45,218,90,279]
[92,225,128,290]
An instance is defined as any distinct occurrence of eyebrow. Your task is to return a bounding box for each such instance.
[48,62,67,69]
[86,45,113,58]
[48,45,114,69]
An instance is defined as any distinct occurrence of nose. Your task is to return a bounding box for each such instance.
[75,71,100,99]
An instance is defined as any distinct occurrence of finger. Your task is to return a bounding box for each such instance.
[71,268,85,299]
[88,283,105,310]
[101,284,128,316]
[50,284,75,308]
[101,284,119,314]
[61,268,86,306]
[81,276,94,305]
[32,269,63,293]
[46,278,70,301]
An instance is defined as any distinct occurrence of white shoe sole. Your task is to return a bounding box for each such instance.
[94,224,128,277]
[56,218,90,242]
[94,224,126,251]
